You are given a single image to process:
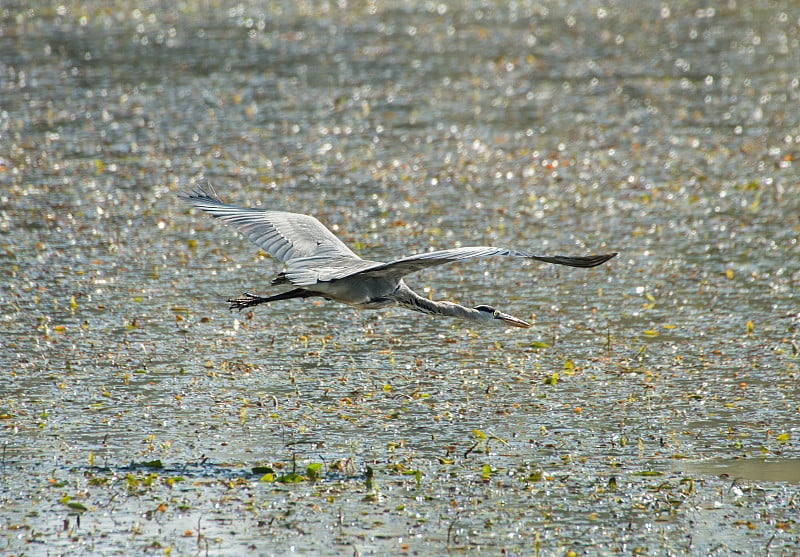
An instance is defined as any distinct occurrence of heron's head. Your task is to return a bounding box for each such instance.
[474,305,532,328]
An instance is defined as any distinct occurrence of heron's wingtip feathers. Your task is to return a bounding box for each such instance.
[588,252,618,267]
[178,183,222,204]
[532,252,617,268]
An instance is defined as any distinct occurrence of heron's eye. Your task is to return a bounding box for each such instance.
[493,311,501,318]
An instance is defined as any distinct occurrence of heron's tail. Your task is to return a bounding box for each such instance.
[530,253,617,268]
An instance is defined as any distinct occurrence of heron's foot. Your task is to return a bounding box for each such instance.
[227,292,266,312]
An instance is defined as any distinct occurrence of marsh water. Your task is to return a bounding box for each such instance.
[1,1,799,555]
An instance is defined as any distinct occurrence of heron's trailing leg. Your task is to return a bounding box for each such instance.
[227,288,317,311]
[227,293,269,311]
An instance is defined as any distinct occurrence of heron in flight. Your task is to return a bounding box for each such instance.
[179,186,616,328]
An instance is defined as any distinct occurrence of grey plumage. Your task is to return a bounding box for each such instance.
[179,186,616,328]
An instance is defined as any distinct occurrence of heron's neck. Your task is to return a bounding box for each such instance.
[392,282,486,322]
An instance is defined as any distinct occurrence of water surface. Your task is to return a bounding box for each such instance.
[1,1,798,555]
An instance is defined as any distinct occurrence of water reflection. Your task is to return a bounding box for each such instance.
[685,458,800,484]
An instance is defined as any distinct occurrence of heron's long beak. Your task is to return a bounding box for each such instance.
[495,311,532,328]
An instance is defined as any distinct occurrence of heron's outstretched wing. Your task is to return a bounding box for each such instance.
[284,248,616,285]
[178,187,361,264]
[180,187,615,287]
[350,247,617,280]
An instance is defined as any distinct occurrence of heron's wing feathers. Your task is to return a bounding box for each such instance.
[179,188,360,264]
[355,247,617,279]
[285,248,617,285]
[180,187,616,288]
[282,248,519,286]
[281,258,384,286]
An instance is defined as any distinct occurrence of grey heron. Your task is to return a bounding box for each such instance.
[179,186,616,328]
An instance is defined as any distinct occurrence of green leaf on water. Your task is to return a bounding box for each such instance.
[306,462,323,480]
[365,465,375,490]
[276,473,306,484]
[526,470,543,482]
[252,466,275,475]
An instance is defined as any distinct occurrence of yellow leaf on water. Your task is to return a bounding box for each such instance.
[725,269,734,280]
[746,320,754,335]
[543,373,558,385]
[643,330,659,337]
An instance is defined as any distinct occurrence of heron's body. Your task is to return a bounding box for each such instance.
[179,187,616,328]
[314,276,403,309]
